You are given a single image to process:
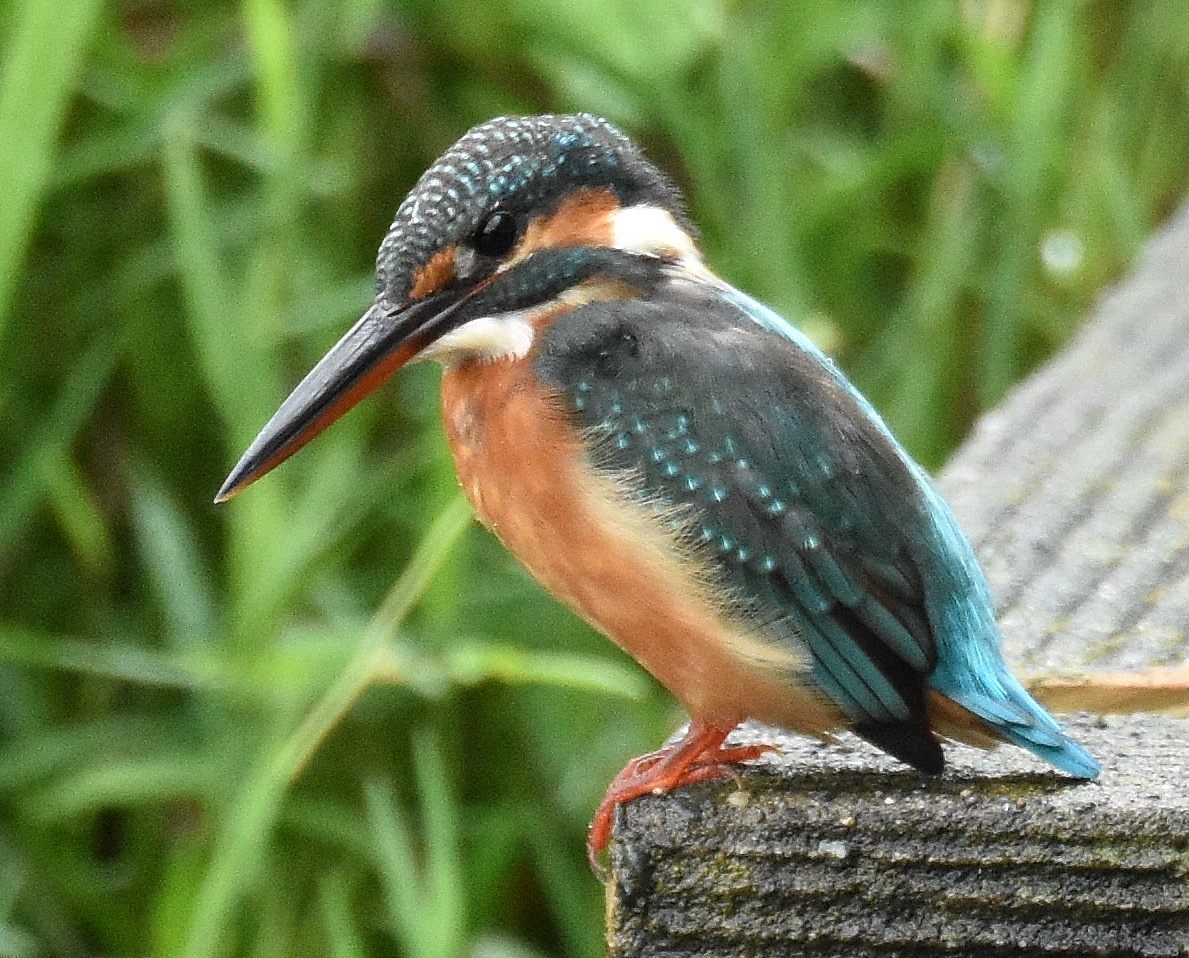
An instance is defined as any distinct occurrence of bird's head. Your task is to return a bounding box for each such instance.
[216,113,702,502]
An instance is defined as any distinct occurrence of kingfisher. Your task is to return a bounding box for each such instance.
[216,113,1099,867]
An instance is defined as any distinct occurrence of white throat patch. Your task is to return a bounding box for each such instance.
[420,313,537,365]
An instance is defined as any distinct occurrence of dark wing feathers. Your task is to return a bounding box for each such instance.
[536,279,943,769]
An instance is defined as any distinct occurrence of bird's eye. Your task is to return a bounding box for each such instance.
[472,210,518,258]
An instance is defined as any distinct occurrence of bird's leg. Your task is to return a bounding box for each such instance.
[587,717,773,873]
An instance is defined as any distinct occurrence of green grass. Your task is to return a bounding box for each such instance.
[2,1,1188,955]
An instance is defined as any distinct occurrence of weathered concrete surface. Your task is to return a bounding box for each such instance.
[608,715,1189,958]
[606,205,1189,954]
[939,205,1189,688]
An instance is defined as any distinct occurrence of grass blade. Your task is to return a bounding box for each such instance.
[179,497,472,958]
[366,734,464,958]
[436,642,650,699]
[126,464,219,648]
[365,780,427,958]
[0,0,105,340]
[29,755,223,821]
[0,626,203,690]
[45,454,116,579]
[412,730,465,957]
[317,873,366,958]
[0,335,121,554]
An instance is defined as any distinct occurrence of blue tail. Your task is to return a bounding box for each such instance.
[916,478,1100,780]
[931,662,1100,778]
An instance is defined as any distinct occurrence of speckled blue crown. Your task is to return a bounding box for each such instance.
[375,114,690,302]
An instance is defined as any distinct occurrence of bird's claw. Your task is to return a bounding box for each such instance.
[586,724,775,877]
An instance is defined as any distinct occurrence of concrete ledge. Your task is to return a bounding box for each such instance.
[607,714,1189,958]
[938,204,1189,685]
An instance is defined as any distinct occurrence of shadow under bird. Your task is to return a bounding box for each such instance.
[217,113,1100,868]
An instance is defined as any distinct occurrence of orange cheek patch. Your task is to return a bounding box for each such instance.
[410,246,457,299]
[517,188,620,254]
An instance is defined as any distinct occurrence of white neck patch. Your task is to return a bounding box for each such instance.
[419,312,537,365]
[610,205,707,275]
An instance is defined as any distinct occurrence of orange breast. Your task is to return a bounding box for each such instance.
[439,352,843,734]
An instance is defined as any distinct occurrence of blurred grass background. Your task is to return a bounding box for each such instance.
[2,1,1188,955]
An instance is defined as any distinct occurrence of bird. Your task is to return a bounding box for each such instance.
[216,113,1100,869]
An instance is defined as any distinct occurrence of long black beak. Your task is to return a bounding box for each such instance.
[215,245,656,503]
[215,288,468,503]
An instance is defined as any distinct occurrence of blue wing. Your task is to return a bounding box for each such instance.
[722,284,1098,777]
[536,273,1099,779]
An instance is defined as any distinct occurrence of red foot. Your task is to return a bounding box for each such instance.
[587,719,774,874]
